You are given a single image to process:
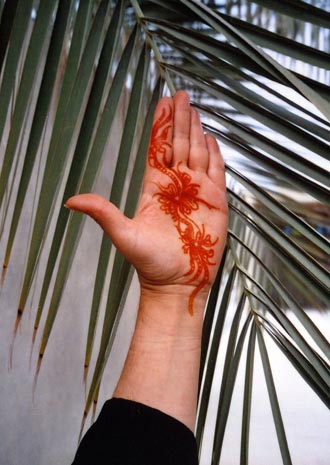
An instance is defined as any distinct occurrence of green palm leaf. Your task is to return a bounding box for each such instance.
[3,0,74,272]
[240,322,256,465]
[0,0,19,71]
[257,325,293,465]
[33,0,125,345]
[0,0,33,144]
[36,22,140,373]
[252,0,330,27]
[16,0,110,325]
[1,1,329,463]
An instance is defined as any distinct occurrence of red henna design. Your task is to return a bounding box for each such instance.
[148,106,173,170]
[155,162,215,222]
[179,223,218,315]
[181,224,218,278]
[148,104,219,315]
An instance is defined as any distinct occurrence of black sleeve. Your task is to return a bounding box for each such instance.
[71,398,199,465]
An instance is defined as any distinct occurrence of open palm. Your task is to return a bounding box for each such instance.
[66,91,228,314]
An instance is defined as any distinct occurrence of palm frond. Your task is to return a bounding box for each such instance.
[1,0,329,463]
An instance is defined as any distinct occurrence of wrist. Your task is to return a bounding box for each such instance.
[136,284,209,342]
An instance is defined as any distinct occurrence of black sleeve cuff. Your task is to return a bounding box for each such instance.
[72,398,198,465]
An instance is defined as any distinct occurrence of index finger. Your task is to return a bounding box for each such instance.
[146,96,174,174]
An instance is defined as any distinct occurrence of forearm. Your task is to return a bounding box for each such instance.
[113,286,208,431]
[70,90,227,464]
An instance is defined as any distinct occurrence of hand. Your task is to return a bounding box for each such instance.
[66,91,228,315]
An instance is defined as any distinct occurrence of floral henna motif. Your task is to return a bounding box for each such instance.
[148,104,219,315]
[180,223,218,315]
[155,162,216,221]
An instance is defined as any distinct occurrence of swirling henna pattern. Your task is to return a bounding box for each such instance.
[148,105,219,315]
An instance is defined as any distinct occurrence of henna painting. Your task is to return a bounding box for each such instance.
[148,105,219,315]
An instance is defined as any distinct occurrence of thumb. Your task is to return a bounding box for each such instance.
[65,193,133,253]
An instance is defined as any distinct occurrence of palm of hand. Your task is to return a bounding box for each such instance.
[127,93,228,313]
[66,91,228,315]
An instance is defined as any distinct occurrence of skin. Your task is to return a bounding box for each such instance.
[66,90,228,431]
[147,102,220,315]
